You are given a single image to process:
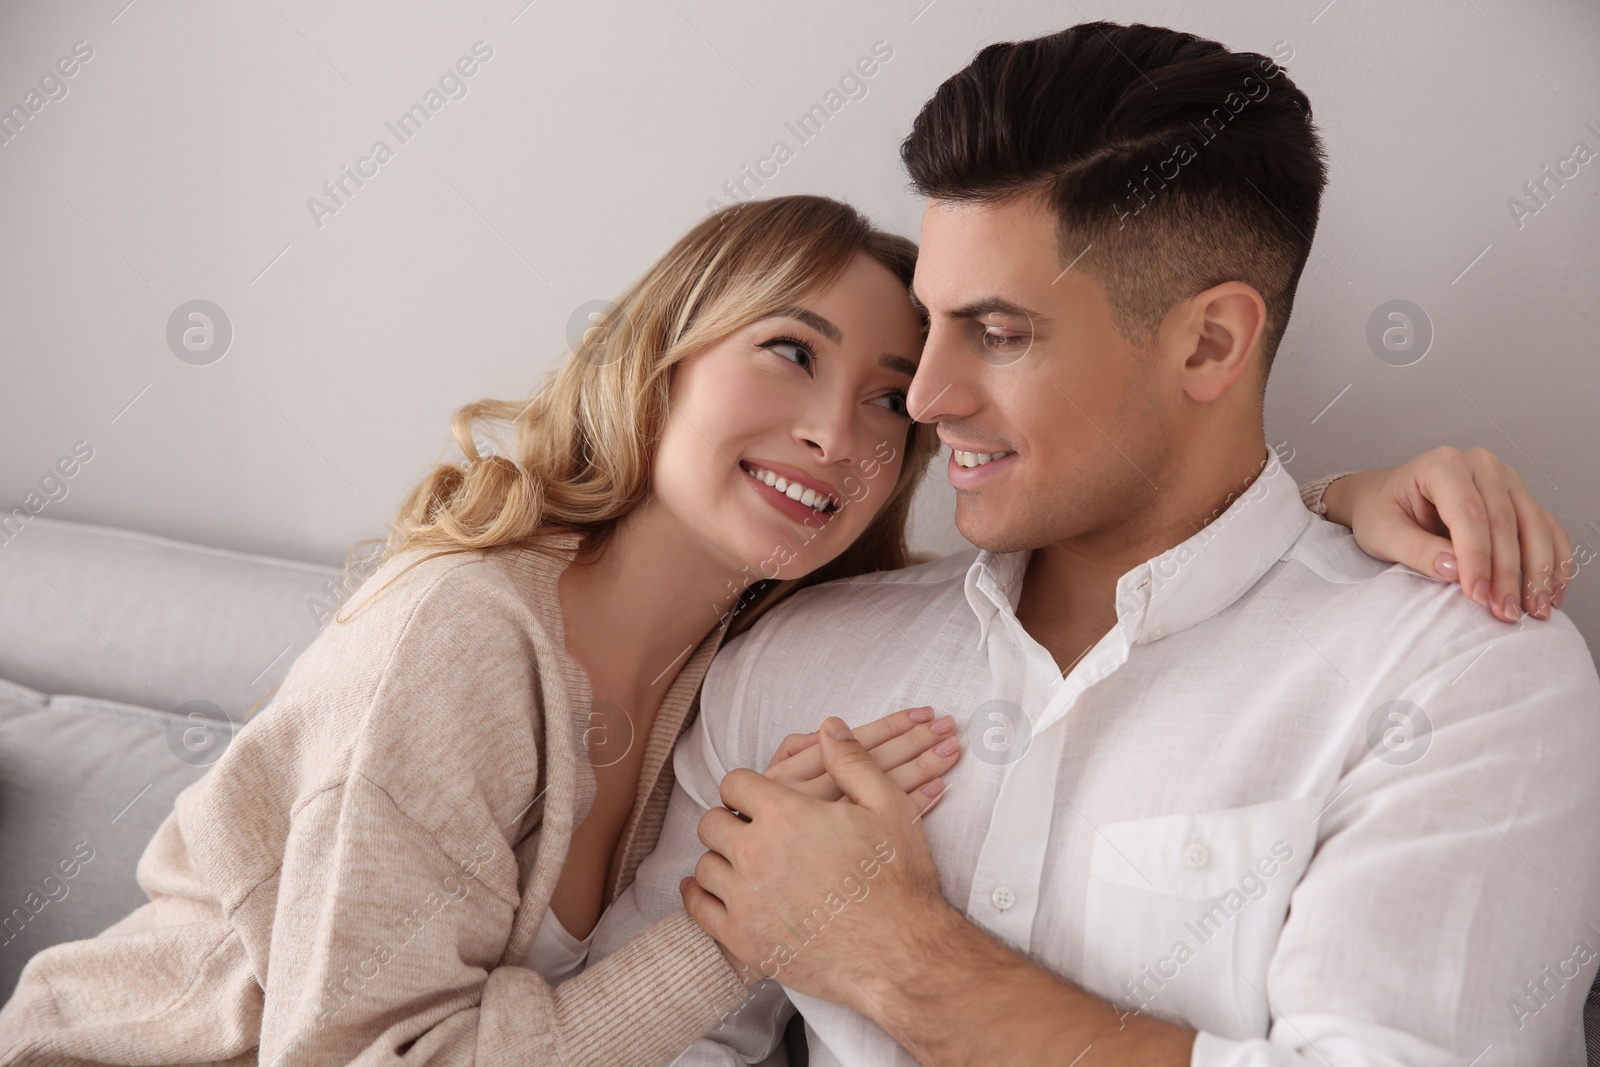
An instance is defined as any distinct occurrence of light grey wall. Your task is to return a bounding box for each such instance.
[2,0,1596,657]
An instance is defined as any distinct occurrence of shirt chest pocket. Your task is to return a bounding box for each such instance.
[1079,796,1320,1040]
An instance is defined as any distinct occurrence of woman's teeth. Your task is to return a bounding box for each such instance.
[743,463,836,512]
[953,449,1015,468]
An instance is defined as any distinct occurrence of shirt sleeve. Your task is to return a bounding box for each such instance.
[250,561,749,1066]
[1190,614,1600,1067]
[588,622,797,1065]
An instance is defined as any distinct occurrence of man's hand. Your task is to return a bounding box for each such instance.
[1324,446,1574,623]
[682,718,1196,1065]
[681,716,953,1004]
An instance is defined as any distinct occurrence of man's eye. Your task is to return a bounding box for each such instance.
[871,392,910,418]
[761,337,814,371]
[982,328,1025,351]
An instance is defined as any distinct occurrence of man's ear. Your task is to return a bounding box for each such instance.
[1160,282,1266,404]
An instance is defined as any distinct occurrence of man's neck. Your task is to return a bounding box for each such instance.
[1015,438,1270,675]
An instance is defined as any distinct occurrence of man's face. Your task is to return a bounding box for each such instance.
[907,194,1172,554]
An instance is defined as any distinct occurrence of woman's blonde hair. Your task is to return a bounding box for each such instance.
[338,195,941,639]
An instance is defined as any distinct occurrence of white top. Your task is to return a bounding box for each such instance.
[522,904,595,984]
[591,448,1600,1067]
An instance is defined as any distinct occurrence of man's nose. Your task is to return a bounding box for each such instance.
[907,325,977,424]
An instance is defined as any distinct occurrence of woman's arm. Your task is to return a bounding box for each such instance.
[534,705,964,1065]
[1308,446,1573,624]
[246,557,773,1066]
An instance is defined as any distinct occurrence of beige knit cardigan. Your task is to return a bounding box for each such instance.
[0,532,750,1066]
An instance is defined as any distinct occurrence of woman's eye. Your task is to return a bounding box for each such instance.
[871,392,910,418]
[761,338,814,372]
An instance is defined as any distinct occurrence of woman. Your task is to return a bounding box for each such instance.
[0,196,1568,1066]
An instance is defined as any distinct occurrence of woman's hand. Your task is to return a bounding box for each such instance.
[1323,447,1573,623]
[764,705,959,803]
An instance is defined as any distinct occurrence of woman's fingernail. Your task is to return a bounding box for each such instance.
[1554,585,1566,609]
[908,706,934,723]
[1434,552,1457,578]
[931,716,956,736]
[1472,578,1489,605]
[828,720,854,741]
[921,779,945,797]
[935,738,959,757]
[1504,594,1521,620]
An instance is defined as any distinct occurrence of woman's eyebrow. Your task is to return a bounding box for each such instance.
[766,306,915,376]
[769,306,842,344]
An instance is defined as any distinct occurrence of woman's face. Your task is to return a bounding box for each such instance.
[651,250,925,583]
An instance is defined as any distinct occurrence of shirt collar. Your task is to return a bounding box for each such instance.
[962,446,1313,648]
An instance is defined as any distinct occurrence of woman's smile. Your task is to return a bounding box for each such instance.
[739,458,841,520]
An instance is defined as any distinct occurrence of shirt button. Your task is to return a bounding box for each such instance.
[1183,842,1210,869]
[1148,625,1165,640]
[990,886,1016,910]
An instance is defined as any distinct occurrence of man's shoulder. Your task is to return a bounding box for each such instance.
[1277,518,1598,690]
[760,547,978,627]
[704,549,977,702]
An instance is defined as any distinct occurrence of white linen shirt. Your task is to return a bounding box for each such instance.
[589,448,1600,1067]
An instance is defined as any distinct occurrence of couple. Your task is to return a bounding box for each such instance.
[3,20,1596,1067]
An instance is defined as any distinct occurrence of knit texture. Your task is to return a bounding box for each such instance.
[0,532,748,1066]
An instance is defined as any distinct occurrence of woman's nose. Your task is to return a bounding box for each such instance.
[796,395,856,465]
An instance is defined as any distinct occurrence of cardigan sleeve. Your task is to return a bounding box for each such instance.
[586,625,795,1066]
[257,776,748,1066]
[226,556,745,1065]
[1297,470,1356,520]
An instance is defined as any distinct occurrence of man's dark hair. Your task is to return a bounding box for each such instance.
[901,21,1327,379]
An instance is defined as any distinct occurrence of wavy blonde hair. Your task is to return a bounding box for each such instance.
[337,195,941,639]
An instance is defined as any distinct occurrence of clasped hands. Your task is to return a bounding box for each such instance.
[679,710,962,1010]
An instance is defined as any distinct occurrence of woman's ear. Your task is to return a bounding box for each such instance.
[1162,281,1267,404]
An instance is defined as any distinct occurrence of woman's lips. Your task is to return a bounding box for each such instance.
[741,462,839,525]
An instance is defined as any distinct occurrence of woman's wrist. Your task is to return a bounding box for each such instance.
[1322,474,1352,525]
[1306,469,1366,526]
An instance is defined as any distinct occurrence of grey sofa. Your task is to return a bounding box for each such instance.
[0,515,343,1002]
[0,517,1593,1065]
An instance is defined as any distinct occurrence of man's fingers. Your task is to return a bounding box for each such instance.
[680,874,730,937]
[818,717,903,810]
[694,847,745,901]
[719,765,798,820]
[697,803,750,860]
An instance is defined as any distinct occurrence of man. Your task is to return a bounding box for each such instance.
[591,21,1600,1065]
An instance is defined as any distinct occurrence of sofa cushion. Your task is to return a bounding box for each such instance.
[0,676,235,1001]
[0,516,342,719]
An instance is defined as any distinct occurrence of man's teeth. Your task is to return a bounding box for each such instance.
[953,449,1015,468]
[743,464,835,512]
